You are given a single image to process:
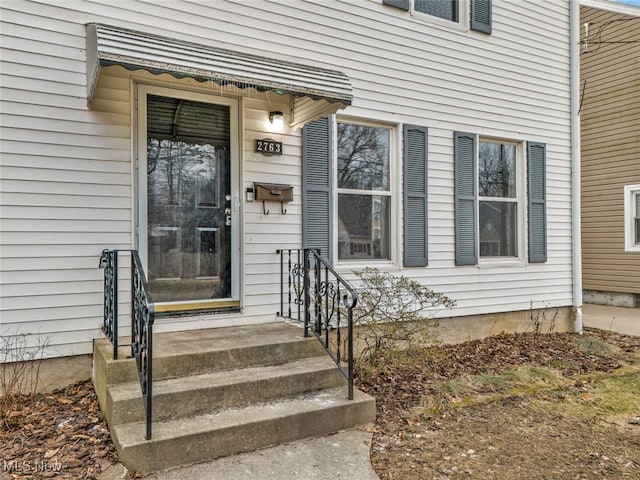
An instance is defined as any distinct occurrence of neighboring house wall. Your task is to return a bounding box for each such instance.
[580,5,640,307]
[1,0,575,359]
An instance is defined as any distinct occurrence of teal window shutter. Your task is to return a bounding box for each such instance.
[454,131,478,266]
[527,142,547,263]
[302,117,333,262]
[471,0,492,34]
[403,125,429,267]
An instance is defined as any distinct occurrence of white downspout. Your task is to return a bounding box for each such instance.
[570,0,583,333]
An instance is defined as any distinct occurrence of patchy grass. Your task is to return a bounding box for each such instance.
[575,334,621,356]
[358,329,640,480]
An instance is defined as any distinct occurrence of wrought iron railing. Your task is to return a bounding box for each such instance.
[277,249,357,399]
[99,249,119,359]
[99,249,155,439]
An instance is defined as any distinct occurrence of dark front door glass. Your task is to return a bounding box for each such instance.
[146,94,231,302]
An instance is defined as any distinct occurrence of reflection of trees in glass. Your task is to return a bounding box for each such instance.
[337,124,390,191]
[478,142,516,198]
[478,140,518,257]
[148,138,218,206]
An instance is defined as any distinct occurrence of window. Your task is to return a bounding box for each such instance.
[383,0,492,33]
[454,133,546,266]
[637,196,640,244]
[624,184,640,252]
[414,0,458,22]
[302,119,428,267]
[336,122,392,261]
[478,141,518,257]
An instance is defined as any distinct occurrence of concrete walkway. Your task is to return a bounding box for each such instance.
[582,303,640,336]
[141,429,379,480]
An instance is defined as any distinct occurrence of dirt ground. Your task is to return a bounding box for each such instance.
[358,329,640,480]
[1,328,639,479]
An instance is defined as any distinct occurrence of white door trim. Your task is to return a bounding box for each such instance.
[135,83,241,304]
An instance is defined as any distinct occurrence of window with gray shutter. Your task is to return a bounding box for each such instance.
[302,117,333,261]
[527,142,547,263]
[403,125,429,267]
[383,0,492,32]
[471,0,492,34]
[454,132,478,265]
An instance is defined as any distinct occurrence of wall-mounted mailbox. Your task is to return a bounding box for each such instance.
[254,182,293,215]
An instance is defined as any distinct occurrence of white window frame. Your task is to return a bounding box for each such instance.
[333,117,399,267]
[410,0,468,31]
[477,137,526,266]
[624,184,640,252]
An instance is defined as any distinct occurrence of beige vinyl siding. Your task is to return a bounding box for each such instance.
[1,0,574,357]
[580,6,640,294]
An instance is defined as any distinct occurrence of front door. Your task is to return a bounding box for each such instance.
[138,86,238,305]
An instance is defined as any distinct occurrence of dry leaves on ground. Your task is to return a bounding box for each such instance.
[1,328,639,480]
[358,329,640,480]
[0,380,117,479]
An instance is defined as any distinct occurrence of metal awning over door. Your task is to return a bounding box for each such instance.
[86,23,353,128]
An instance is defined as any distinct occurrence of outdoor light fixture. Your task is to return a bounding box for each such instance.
[269,111,284,128]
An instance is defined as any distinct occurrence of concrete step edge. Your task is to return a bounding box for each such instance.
[113,387,376,473]
[107,356,346,424]
[99,337,326,385]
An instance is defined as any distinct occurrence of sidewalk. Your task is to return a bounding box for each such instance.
[141,429,379,480]
[582,303,640,336]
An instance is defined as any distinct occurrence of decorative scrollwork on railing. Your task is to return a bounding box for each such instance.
[291,263,305,306]
[99,249,118,359]
[317,280,337,331]
[130,251,155,440]
[318,280,336,299]
[99,249,155,440]
[277,248,358,400]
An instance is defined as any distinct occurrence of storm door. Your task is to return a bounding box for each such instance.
[138,87,238,305]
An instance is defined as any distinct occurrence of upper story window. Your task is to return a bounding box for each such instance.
[414,0,458,22]
[624,184,640,252]
[337,122,392,261]
[383,0,492,34]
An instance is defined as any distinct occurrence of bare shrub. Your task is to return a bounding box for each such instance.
[1,332,50,430]
[352,267,455,378]
[529,300,560,338]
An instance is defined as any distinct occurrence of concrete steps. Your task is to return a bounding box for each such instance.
[93,322,375,474]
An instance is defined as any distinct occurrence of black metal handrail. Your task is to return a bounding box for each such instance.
[277,249,357,399]
[99,249,155,440]
[99,249,119,359]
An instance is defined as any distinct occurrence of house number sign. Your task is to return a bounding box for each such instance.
[255,139,283,156]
